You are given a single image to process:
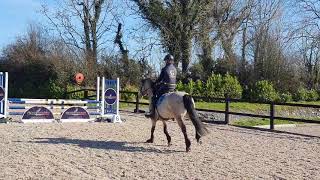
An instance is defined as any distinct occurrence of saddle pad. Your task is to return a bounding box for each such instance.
[156,92,172,106]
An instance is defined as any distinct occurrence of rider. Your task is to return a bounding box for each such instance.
[145,54,177,119]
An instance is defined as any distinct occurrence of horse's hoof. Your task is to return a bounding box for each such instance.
[197,140,202,145]
[168,143,172,147]
[186,147,191,152]
[146,139,153,143]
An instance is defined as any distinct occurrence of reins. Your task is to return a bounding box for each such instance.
[141,87,152,96]
[141,79,156,96]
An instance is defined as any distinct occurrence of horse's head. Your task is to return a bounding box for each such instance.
[139,78,154,97]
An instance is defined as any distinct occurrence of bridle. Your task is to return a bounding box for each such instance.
[140,86,152,96]
[140,79,155,96]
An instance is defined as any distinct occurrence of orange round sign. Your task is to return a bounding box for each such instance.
[75,73,84,84]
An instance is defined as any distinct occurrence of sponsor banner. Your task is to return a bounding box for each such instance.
[22,106,54,120]
[61,107,90,119]
[105,88,117,105]
[104,80,118,114]
[0,87,4,102]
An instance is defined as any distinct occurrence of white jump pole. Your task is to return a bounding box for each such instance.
[0,72,8,118]
[116,77,120,116]
[96,77,100,102]
[101,77,105,116]
[0,72,9,119]
[3,72,8,118]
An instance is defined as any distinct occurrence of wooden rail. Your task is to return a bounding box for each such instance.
[66,89,320,130]
[119,91,320,130]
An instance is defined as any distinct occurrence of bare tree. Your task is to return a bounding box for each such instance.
[297,35,320,89]
[130,0,212,77]
[41,0,116,83]
[244,0,281,81]
[213,0,254,75]
[294,0,320,89]
[193,0,254,78]
[195,22,215,79]
[297,0,320,37]
[1,24,48,64]
[0,23,78,98]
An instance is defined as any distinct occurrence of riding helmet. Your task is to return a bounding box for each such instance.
[164,54,174,61]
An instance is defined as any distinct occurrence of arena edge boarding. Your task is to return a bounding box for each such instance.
[0,72,121,123]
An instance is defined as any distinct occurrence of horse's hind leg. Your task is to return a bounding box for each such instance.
[146,119,156,143]
[162,121,171,146]
[176,117,191,152]
[196,133,201,144]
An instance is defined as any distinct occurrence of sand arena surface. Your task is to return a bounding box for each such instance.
[0,112,319,179]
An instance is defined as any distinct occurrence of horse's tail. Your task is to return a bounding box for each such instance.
[183,94,209,140]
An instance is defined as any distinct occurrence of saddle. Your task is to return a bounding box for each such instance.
[154,92,173,106]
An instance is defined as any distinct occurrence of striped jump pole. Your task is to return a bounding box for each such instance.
[8,98,101,105]
[8,105,101,110]
[8,98,101,123]
[8,97,101,123]
[1,72,121,123]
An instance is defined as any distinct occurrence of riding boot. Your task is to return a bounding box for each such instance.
[145,96,156,119]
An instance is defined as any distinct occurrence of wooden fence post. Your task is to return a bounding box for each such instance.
[84,90,88,99]
[135,92,140,113]
[225,98,230,124]
[270,102,275,130]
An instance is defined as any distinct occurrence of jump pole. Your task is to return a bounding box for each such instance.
[96,77,100,102]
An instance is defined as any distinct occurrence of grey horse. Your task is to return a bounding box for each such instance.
[140,78,209,152]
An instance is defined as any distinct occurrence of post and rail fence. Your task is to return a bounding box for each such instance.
[118,91,320,130]
[66,89,320,130]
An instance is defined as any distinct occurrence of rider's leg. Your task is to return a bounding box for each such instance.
[145,95,157,118]
[145,87,167,119]
[145,87,166,118]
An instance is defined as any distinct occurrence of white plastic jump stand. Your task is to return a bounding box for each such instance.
[101,77,122,123]
[112,114,121,123]
[101,114,122,123]
[0,72,8,119]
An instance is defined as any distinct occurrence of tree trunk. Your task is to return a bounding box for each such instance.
[199,31,214,79]
[240,23,248,85]
[115,23,130,84]
[180,31,191,76]
[221,34,237,75]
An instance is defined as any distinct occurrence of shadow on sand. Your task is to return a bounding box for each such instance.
[27,138,183,153]
[216,125,320,144]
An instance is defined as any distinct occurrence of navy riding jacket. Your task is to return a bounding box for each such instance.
[155,63,177,92]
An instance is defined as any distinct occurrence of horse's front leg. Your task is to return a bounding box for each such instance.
[162,121,171,146]
[146,119,156,143]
